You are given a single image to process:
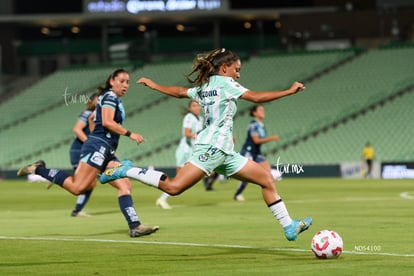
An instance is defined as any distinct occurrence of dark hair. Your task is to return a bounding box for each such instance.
[186,48,239,86]
[86,93,97,111]
[249,104,263,117]
[97,68,129,95]
[180,99,199,116]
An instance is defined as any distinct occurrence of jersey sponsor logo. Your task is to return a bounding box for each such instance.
[198,152,210,162]
[197,89,218,98]
[201,100,215,107]
[90,151,105,166]
[99,146,106,154]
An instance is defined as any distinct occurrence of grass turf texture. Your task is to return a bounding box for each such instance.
[1,178,413,275]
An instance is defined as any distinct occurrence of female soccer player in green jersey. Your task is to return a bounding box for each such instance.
[155,99,203,210]
[100,49,312,241]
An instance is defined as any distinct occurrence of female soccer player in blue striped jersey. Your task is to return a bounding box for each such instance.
[65,93,98,217]
[100,49,312,241]
[18,69,159,238]
[233,104,282,202]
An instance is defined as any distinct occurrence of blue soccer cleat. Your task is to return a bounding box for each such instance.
[99,159,133,184]
[284,217,313,241]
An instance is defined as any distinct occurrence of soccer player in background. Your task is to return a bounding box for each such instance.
[155,99,203,209]
[100,49,312,241]
[233,104,282,202]
[57,93,98,217]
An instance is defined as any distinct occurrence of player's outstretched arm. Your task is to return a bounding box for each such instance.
[137,77,189,98]
[241,81,305,103]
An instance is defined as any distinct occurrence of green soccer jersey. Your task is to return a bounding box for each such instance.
[187,75,248,153]
[178,112,203,150]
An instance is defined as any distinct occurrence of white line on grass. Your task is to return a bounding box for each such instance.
[289,196,407,204]
[1,236,413,258]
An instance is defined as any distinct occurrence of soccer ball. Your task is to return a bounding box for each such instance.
[311,230,343,259]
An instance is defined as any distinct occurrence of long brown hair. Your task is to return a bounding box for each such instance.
[86,93,97,111]
[186,48,239,87]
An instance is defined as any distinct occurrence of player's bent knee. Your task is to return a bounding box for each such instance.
[260,174,276,189]
[164,188,181,196]
[163,183,185,196]
[71,188,83,196]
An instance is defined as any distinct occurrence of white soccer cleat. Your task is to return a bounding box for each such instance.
[271,169,283,181]
[71,211,91,217]
[234,194,245,202]
[156,198,172,210]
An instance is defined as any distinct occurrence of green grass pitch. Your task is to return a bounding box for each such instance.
[1,177,413,275]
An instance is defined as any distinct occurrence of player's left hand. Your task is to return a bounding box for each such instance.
[129,132,145,145]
